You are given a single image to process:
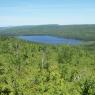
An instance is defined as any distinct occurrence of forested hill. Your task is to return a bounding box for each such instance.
[0,37,95,95]
[0,24,95,41]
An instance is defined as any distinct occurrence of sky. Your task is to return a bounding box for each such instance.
[0,0,95,26]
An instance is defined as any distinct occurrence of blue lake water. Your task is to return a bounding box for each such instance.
[18,36,80,45]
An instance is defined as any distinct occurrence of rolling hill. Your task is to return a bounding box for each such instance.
[0,24,95,41]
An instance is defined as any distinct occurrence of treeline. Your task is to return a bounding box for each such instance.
[0,37,95,95]
[0,24,95,41]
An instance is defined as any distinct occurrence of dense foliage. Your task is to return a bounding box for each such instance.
[0,24,95,41]
[0,37,95,95]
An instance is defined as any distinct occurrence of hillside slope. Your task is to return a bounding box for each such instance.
[0,24,95,41]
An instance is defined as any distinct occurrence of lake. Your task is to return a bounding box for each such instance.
[18,36,80,45]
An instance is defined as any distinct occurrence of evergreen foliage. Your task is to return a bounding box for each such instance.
[0,37,95,95]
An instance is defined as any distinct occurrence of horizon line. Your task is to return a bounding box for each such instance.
[0,23,95,27]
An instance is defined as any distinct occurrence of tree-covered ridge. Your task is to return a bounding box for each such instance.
[0,24,95,41]
[0,37,95,95]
